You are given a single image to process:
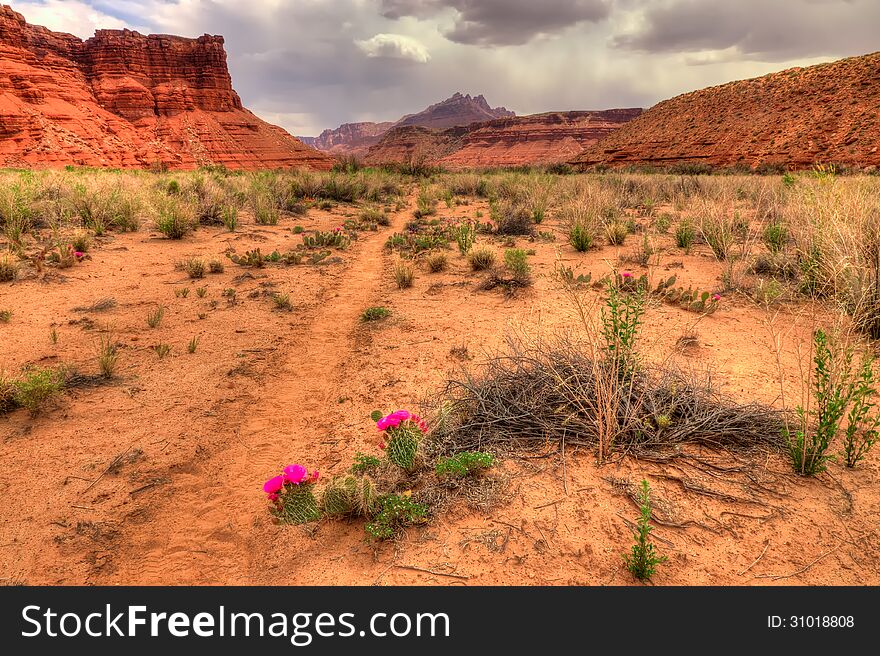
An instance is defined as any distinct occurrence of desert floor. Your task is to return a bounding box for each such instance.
[2,186,878,586]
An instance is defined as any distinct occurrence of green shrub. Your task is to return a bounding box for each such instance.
[504,248,530,282]
[569,221,594,252]
[393,260,415,289]
[350,452,382,475]
[13,367,65,416]
[0,253,18,282]
[675,221,696,251]
[426,251,448,272]
[361,306,390,322]
[605,221,629,245]
[155,197,194,239]
[365,493,427,540]
[455,221,477,254]
[435,451,494,478]
[763,222,788,254]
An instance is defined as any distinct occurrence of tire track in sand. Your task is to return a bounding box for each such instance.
[109,197,412,584]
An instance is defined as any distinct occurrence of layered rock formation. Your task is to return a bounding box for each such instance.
[571,52,880,170]
[300,92,514,155]
[0,5,332,169]
[363,109,642,169]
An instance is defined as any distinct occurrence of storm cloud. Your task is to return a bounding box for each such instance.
[5,0,876,136]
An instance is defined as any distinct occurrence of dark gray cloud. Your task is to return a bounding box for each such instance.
[612,0,880,61]
[380,0,612,46]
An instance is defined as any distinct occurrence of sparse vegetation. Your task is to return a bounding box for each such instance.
[361,306,390,322]
[393,260,415,289]
[624,480,667,582]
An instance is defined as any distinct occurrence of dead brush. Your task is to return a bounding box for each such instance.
[430,335,789,460]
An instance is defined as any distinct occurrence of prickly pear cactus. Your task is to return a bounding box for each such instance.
[386,425,421,472]
[275,484,321,525]
[321,475,378,517]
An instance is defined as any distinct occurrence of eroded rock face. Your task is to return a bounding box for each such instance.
[301,92,515,155]
[0,5,332,169]
[362,110,641,168]
[570,53,880,171]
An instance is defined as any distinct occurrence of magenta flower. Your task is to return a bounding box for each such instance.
[263,475,285,496]
[378,441,387,450]
[712,294,721,302]
[282,464,309,484]
[621,272,633,278]
[377,409,412,431]
[309,470,320,483]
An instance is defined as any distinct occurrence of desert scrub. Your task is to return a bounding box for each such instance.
[302,229,350,250]
[13,366,66,416]
[700,212,736,261]
[208,259,225,274]
[272,292,293,311]
[492,200,534,236]
[675,221,696,251]
[503,248,531,283]
[624,480,667,581]
[374,409,429,472]
[146,305,165,328]
[97,335,118,378]
[763,222,788,254]
[393,260,415,289]
[321,475,378,518]
[0,253,18,282]
[154,196,195,239]
[361,306,390,322]
[154,343,171,358]
[435,451,494,478]
[263,464,321,525]
[605,221,629,246]
[365,493,427,540]
[187,336,200,354]
[568,221,594,252]
[467,245,496,271]
[360,206,388,226]
[0,309,11,323]
[70,229,92,253]
[426,251,448,272]
[183,257,205,279]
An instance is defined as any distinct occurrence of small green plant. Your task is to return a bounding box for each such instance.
[426,251,448,272]
[361,306,390,322]
[601,279,644,369]
[70,229,92,254]
[0,310,11,323]
[675,221,696,251]
[208,259,225,274]
[350,452,382,475]
[435,451,494,478]
[303,230,350,250]
[154,343,171,358]
[569,221,594,252]
[13,366,65,416]
[785,329,864,475]
[365,493,427,540]
[842,357,880,468]
[195,287,207,299]
[624,480,667,581]
[393,260,415,289]
[146,306,165,328]
[175,287,190,298]
[557,264,592,287]
[701,217,735,260]
[155,197,193,239]
[50,328,58,344]
[468,245,496,271]
[272,292,293,311]
[98,335,118,378]
[187,336,200,354]
[183,258,205,279]
[763,222,788,254]
[455,221,477,254]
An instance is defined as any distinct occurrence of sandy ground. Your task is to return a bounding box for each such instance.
[1,189,879,586]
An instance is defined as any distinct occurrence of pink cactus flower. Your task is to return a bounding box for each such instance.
[73,251,85,260]
[309,470,320,484]
[712,294,721,302]
[378,441,387,450]
[282,464,309,484]
[268,493,279,502]
[263,475,285,496]
[621,272,633,278]
[377,409,412,431]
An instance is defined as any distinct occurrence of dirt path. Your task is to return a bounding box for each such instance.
[108,198,411,585]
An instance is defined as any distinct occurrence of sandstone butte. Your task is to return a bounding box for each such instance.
[301,92,515,156]
[0,5,333,170]
[362,109,642,169]
[571,52,880,171]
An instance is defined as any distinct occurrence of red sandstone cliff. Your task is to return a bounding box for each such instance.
[0,5,332,169]
[570,53,880,170]
[362,109,641,169]
[301,92,514,155]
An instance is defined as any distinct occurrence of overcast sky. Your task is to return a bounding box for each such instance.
[8,0,879,136]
